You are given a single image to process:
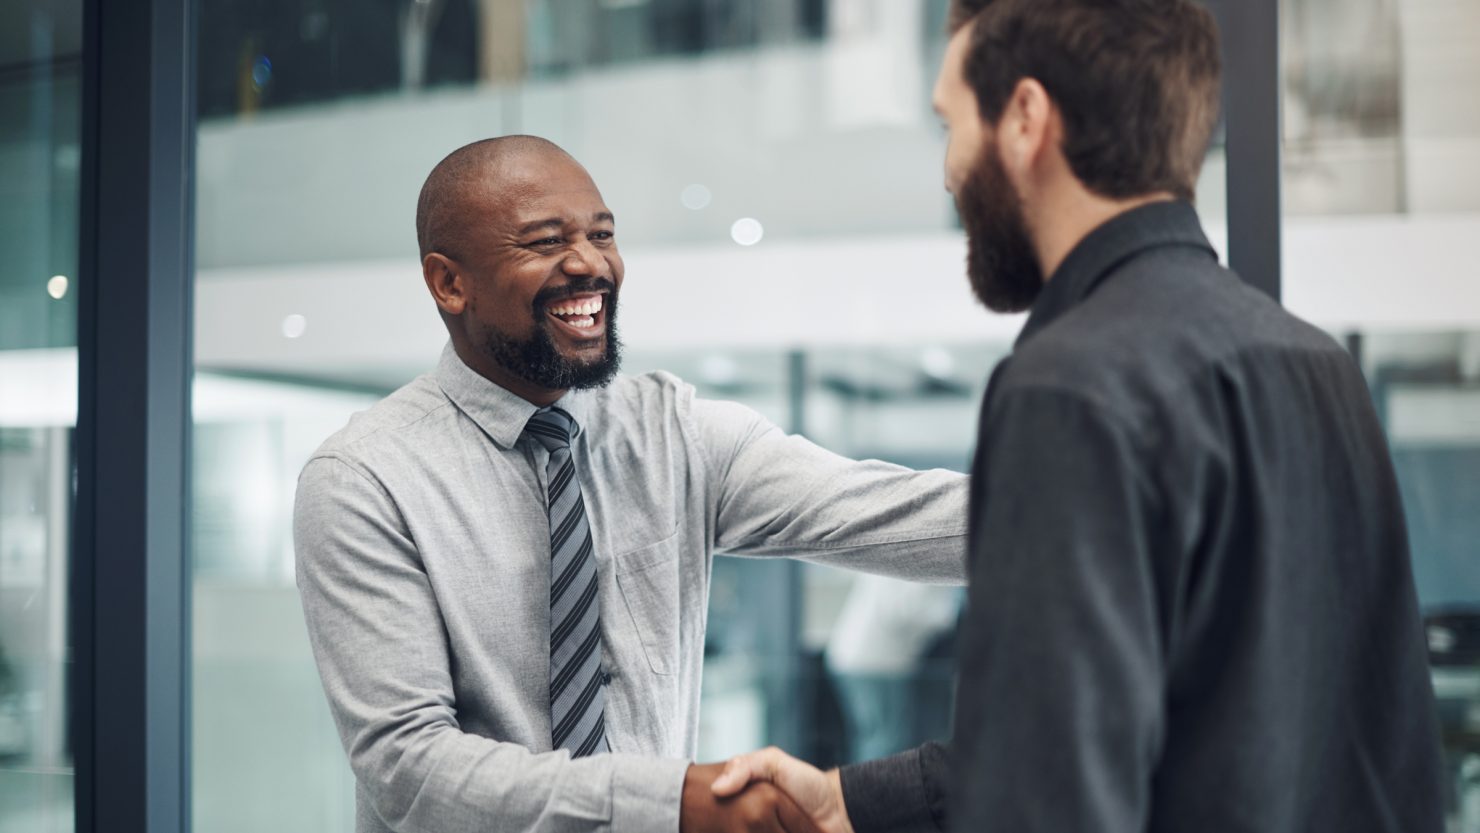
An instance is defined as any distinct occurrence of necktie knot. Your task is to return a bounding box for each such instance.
[524,408,575,452]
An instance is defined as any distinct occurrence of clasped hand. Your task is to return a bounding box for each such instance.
[680,747,855,833]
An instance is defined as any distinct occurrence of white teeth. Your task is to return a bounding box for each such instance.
[550,296,602,317]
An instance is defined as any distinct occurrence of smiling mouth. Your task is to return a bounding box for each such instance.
[544,292,607,338]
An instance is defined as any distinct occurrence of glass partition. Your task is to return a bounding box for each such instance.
[196,0,1480,828]
[0,0,82,829]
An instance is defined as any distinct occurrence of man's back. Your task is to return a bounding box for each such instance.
[953,201,1445,832]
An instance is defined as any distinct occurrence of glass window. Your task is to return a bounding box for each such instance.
[1280,0,1480,826]
[189,0,1234,825]
[0,0,82,828]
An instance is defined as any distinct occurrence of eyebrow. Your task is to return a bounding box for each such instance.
[517,211,616,236]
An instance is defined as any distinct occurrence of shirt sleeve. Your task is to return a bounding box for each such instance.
[685,396,968,584]
[293,456,688,833]
[950,386,1165,833]
[838,742,950,833]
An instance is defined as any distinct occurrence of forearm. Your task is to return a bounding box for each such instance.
[838,743,950,833]
[715,436,968,582]
[345,722,687,833]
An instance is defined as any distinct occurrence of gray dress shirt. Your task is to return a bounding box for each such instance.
[294,344,968,833]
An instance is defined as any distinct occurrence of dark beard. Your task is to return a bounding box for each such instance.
[956,143,1044,313]
[482,279,623,391]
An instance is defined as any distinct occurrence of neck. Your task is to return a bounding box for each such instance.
[452,338,566,407]
[1029,188,1178,281]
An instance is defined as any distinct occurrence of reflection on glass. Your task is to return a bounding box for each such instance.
[1355,332,1480,828]
[1281,0,1480,215]
[191,376,377,832]
[0,0,82,829]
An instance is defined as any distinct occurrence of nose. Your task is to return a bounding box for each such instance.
[561,239,604,277]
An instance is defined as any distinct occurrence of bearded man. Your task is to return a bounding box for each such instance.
[713,1,1446,831]
[292,135,969,833]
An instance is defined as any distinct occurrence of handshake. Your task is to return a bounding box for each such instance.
[681,748,855,833]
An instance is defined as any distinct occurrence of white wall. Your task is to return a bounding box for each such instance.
[190,211,1480,384]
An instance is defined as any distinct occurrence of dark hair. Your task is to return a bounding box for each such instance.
[952,0,1221,202]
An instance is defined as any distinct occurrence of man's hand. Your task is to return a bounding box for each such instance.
[682,762,826,833]
[709,748,855,833]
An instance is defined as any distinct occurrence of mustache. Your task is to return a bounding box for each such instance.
[533,277,618,310]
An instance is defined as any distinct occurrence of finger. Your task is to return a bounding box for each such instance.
[715,747,789,795]
[773,790,826,833]
[710,757,753,797]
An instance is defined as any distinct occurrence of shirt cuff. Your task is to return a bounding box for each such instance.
[839,745,943,833]
[609,754,689,833]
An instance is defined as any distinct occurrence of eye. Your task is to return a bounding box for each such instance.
[529,236,562,247]
[590,230,614,242]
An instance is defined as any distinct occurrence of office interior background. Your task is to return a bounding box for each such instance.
[2,0,1479,830]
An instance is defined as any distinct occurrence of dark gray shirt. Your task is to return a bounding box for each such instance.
[840,201,1445,833]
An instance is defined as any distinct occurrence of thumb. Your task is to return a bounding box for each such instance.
[710,756,754,797]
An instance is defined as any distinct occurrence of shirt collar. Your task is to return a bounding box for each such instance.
[432,342,590,450]
[1016,199,1218,347]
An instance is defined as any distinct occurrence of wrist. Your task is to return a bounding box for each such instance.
[826,768,857,833]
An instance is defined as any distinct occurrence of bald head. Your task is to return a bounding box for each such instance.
[415,135,583,261]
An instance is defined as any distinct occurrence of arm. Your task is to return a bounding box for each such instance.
[687,397,967,583]
[294,456,687,833]
[951,387,1164,832]
[838,743,949,833]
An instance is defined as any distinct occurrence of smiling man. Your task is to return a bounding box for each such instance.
[292,135,968,833]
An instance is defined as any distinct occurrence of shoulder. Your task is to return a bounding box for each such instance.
[995,260,1349,441]
[305,373,455,474]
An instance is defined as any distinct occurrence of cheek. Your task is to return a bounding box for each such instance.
[945,140,972,193]
[478,276,539,332]
[606,252,625,287]
[945,122,989,193]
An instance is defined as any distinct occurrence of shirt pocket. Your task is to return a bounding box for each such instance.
[613,531,682,676]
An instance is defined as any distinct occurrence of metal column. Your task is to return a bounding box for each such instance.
[1214,0,1284,301]
[74,0,195,829]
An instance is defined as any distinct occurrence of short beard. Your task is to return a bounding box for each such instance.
[956,142,1044,313]
[481,279,623,392]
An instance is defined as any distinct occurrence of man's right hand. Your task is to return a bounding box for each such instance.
[681,762,825,833]
[709,748,854,833]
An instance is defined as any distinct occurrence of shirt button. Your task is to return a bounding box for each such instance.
[601,671,613,685]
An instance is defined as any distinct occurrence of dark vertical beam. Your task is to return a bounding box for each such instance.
[1214,0,1283,301]
[74,0,195,829]
[770,349,808,755]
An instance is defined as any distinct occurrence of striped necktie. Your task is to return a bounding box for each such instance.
[523,407,610,757]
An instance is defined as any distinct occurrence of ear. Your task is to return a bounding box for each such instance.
[422,253,468,316]
[996,78,1056,190]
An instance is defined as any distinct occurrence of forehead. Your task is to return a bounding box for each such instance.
[934,23,975,104]
[479,156,610,226]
